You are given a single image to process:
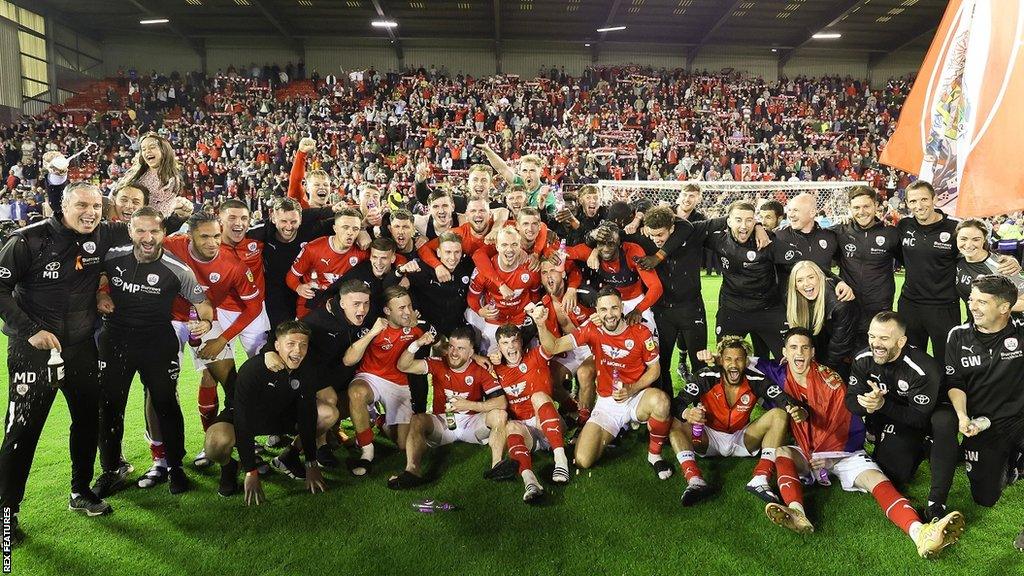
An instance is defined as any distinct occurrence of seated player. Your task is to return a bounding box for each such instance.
[533,287,672,478]
[670,337,793,507]
[466,227,541,353]
[846,312,940,488]
[389,326,507,489]
[343,286,425,476]
[202,321,335,504]
[489,323,572,503]
[756,328,965,559]
[536,254,590,422]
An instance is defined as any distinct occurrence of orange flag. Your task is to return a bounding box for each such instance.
[880,0,1024,217]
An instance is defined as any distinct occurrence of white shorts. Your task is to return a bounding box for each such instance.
[794,448,882,493]
[426,413,491,447]
[171,319,234,370]
[702,426,755,458]
[354,372,412,427]
[464,308,490,352]
[480,321,500,355]
[518,416,551,451]
[217,303,271,358]
[622,295,657,335]
[552,345,592,374]
[590,393,645,437]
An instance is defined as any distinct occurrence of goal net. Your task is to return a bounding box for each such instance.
[593,180,871,221]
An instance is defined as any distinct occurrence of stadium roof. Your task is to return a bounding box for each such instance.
[21,0,943,59]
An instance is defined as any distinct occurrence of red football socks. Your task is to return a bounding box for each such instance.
[872,480,920,534]
[647,417,670,455]
[507,433,532,473]
[356,428,375,448]
[197,385,219,432]
[537,402,565,449]
[776,456,804,507]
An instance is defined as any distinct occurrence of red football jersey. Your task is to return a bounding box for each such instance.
[287,236,368,317]
[570,321,659,398]
[165,236,261,340]
[358,324,423,386]
[467,255,540,325]
[425,357,501,415]
[220,237,266,312]
[541,293,592,337]
[701,379,758,434]
[492,347,552,421]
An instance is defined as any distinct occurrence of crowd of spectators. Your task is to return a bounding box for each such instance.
[1,61,1021,238]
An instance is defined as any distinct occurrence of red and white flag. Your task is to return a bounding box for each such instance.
[880,0,1024,217]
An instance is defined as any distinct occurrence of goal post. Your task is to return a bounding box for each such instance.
[593,180,872,220]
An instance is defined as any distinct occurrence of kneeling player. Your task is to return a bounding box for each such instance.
[389,326,507,488]
[533,288,672,478]
[490,323,572,503]
[670,336,793,506]
[756,328,964,559]
[203,321,335,504]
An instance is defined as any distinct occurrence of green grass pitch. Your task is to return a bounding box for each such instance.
[3,275,1021,576]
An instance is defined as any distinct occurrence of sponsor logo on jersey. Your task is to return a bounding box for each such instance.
[746,250,756,261]
[83,241,96,254]
[290,379,300,390]
[720,257,730,270]
[844,243,857,253]
[765,385,781,398]
[848,375,858,386]
[505,382,527,397]
[684,381,699,396]
[600,344,630,360]
[147,273,160,286]
[946,365,955,375]
[1005,337,1018,352]
[209,272,221,283]
[785,250,795,261]
[624,339,634,350]
[320,258,331,265]
[818,239,828,249]
[913,394,930,405]
[193,284,202,295]
[0,267,10,279]
[45,261,60,271]
[111,276,123,287]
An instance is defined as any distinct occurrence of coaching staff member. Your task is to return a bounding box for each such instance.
[0,182,129,545]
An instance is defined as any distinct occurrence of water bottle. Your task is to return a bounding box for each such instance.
[817,468,832,486]
[611,368,622,393]
[47,349,65,388]
[444,400,457,431]
[558,238,567,264]
[412,499,456,513]
[691,403,705,439]
[188,306,202,347]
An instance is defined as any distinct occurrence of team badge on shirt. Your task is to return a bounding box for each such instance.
[746,251,756,261]
[290,379,300,390]
[818,239,828,249]
[147,273,159,286]
[520,273,531,283]
[1005,337,1019,352]
[875,236,886,246]
[939,232,951,243]
[83,241,96,254]
[209,272,221,283]
[624,339,634,350]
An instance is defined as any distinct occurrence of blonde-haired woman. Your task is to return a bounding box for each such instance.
[120,132,182,217]
[786,260,858,377]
